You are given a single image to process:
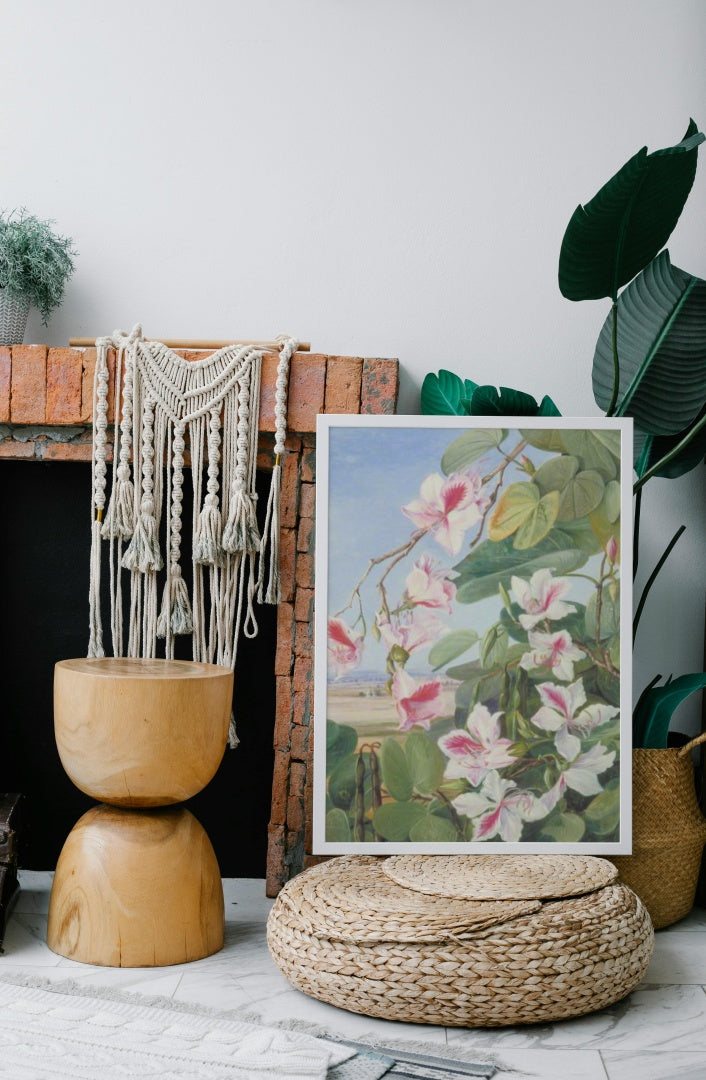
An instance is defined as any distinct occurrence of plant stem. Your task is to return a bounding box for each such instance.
[633,486,642,581]
[633,409,706,492]
[606,302,620,416]
[633,525,686,642]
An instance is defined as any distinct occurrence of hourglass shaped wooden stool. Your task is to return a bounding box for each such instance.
[47,658,233,967]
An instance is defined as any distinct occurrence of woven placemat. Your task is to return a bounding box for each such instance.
[277,856,540,942]
[382,853,618,899]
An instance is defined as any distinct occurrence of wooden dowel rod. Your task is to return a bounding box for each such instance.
[69,337,311,351]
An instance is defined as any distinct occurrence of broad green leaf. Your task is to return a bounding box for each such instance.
[468,384,561,417]
[453,532,589,604]
[404,730,446,794]
[481,625,509,668]
[555,516,604,555]
[519,428,567,453]
[601,480,622,523]
[488,482,541,541]
[326,719,359,763]
[421,369,477,415]
[327,754,358,810]
[325,808,352,842]
[559,120,704,301]
[429,629,478,670]
[633,672,706,749]
[380,738,414,801]
[373,801,427,842]
[534,454,580,494]
[409,813,459,843]
[585,781,621,837]
[561,430,618,479]
[441,428,507,474]
[593,252,706,434]
[584,585,620,641]
[633,408,706,480]
[540,812,586,842]
[557,470,605,522]
[453,669,504,711]
[514,490,560,549]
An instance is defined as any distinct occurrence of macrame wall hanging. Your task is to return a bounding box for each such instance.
[88,325,297,745]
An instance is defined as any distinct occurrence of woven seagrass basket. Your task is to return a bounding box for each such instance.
[610,732,706,930]
[0,290,29,346]
[267,854,654,1027]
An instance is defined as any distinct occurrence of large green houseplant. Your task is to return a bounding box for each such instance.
[0,209,75,345]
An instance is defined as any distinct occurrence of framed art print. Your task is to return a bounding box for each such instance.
[313,415,632,854]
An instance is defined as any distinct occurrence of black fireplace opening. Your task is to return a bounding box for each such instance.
[0,459,276,877]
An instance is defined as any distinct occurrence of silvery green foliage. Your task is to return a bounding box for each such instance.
[0,209,75,323]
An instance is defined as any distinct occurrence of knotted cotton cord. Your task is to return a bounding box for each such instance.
[87,326,297,750]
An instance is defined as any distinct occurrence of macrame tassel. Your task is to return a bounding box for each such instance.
[257,461,282,604]
[101,468,135,540]
[122,499,163,573]
[194,495,224,566]
[87,518,105,657]
[157,570,194,637]
[222,489,260,554]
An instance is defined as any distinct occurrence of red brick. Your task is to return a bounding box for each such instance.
[46,348,83,423]
[279,528,297,603]
[259,352,326,435]
[294,621,312,660]
[0,348,10,422]
[294,587,314,624]
[301,443,316,483]
[304,762,315,854]
[274,676,293,750]
[11,345,46,422]
[324,356,363,413]
[299,482,316,520]
[361,358,399,414]
[293,690,310,727]
[274,602,295,676]
[80,348,96,421]
[297,515,314,554]
[290,724,309,762]
[293,656,312,693]
[295,553,314,590]
[265,824,286,897]
[269,751,290,826]
[280,450,300,529]
[0,439,35,458]
[287,791,304,834]
[41,441,97,462]
[289,761,306,800]
[284,434,302,453]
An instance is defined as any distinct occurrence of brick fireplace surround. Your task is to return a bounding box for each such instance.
[0,344,399,896]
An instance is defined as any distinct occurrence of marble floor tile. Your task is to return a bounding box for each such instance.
[644,931,706,983]
[1,914,63,968]
[491,1048,609,1079]
[602,1050,706,1079]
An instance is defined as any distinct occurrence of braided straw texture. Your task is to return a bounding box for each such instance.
[273,857,540,943]
[267,856,653,1027]
[0,290,29,346]
[382,853,617,900]
[610,741,706,929]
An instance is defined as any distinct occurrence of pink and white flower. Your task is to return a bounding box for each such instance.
[391,667,445,732]
[327,618,363,679]
[452,771,553,842]
[402,471,489,556]
[376,609,446,655]
[404,553,456,612]
[519,629,584,682]
[531,679,619,761]
[549,743,616,798]
[510,568,576,630]
[438,704,517,786]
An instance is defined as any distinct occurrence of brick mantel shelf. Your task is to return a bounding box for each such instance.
[0,344,399,894]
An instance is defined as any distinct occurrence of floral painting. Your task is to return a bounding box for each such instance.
[314,417,631,853]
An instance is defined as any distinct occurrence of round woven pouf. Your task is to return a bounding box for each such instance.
[267,855,654,1027]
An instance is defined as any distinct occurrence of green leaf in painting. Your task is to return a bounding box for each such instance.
[327,754,359,810]
[373,801,427,842]
[534,454,580,494]
[421,369,477,415]
[513,490,560,550]
[488,482,541,540]
[404,730,446,794]
[592,252,706,433]
[601,479,622,524]
[428,629,478,670]
[559,120,704,301]
[380,738,414,801]
[633,672,706,749]
[540,812,586,842]
[453,532,589,604]
[557,470,605,522]
[554,516,604,555]
[441,428,507,475]
[584,585,620,641]
[561,430,618,480]
[481,625,509,668]
[409,813,458,843]
[584,781,621,838]
[519,428,567,453]
[326,719,359,763]
[325,808,352,842]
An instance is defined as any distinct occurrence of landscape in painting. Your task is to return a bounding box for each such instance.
[323,423,624,847]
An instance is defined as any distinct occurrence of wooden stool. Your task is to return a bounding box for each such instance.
[47,658,233,967]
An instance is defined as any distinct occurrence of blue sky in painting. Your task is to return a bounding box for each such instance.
[326,425,607,675]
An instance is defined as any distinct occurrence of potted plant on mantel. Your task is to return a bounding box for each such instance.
[0,209,75,345]
[422,120,706,927]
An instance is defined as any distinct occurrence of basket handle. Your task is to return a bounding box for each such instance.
[677,731,706,757]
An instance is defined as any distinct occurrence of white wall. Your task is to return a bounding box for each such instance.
[3,0,705,727]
